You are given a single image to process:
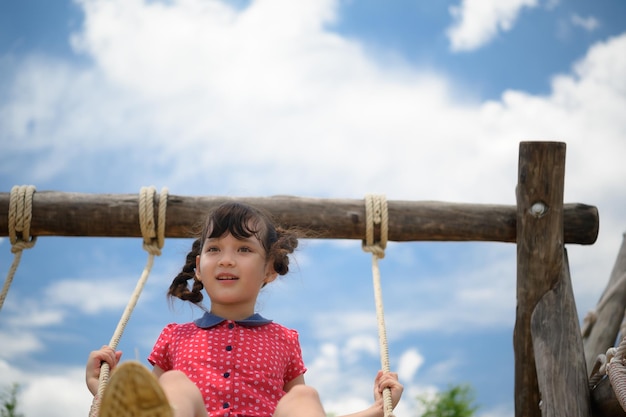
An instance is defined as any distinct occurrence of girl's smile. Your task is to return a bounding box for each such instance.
[216,273,238,281]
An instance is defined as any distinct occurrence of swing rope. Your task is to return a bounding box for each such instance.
[608,332,626,411]
[89,186,168,417]
[362,194,395,417]
[587,302,626,413]
[588,333,626,412]
[584,270,626,411]
[0,185,37,313]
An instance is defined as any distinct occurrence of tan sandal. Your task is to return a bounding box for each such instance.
[99,361,173,417]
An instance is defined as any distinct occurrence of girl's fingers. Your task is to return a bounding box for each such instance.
[90,346,120,370]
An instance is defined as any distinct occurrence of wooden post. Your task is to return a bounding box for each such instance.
[514,141,591,417]
[532,249,592,416]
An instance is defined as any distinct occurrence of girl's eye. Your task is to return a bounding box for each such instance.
[205,246,219,252]
[239,246,252,253]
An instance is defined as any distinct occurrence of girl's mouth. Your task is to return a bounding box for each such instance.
[216,274,238,281]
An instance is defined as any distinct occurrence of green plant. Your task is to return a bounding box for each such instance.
[417,383,478,417]
[0,384,24,417]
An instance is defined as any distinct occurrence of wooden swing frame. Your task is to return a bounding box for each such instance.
[2,141,625,417]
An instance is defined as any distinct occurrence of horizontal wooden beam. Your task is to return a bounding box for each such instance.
[0,192,599,243]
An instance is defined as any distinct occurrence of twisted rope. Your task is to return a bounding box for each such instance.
[0,185,37,313]
[584,269,626,409]
[607,336,626,411]
[89,186,168,417]
[588,347,615,389]
[588,331,626,412]
[362,194,394,417]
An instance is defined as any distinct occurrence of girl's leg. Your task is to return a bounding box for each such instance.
[273,385,326,417]
[158,371,209,417]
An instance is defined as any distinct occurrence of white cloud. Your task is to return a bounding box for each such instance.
[304,341,427,417]
[344,335,379,363]
[0,360,92,417]
[425,356,463,385]
[311,311,377,340]
[4,0,623,219]
[20,368,93,417]
[397,348,424,382]
[446,0,539,52]
[0,4,622,221]
[6,306,65,328]
[571,14,600,32]
[45,278,146,314]
[307,343,341,376]
[0,331,44,359]
[0,360,22,382]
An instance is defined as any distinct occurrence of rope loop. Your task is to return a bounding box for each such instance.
[1,185,37,313]
[8,185,37,253]
[139,186,168,256]
[362,194,388,259]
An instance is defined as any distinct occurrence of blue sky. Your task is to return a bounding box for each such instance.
[1,0,625,416]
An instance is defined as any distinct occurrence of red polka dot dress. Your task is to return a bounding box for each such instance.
[148,312,307,417]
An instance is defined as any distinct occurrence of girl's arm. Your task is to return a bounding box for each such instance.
[283,374,306,392]
[339,371,404,417]
[281,371,402,417]
[85,345,123,395]
[152,364,166,378]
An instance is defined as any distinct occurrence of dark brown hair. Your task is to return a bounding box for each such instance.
[168,202,299,304]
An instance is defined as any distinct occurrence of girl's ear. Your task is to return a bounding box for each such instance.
[195,255,201,278]
[264,265,278,285]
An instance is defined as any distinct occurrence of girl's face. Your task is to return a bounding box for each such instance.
[195,231,277,319]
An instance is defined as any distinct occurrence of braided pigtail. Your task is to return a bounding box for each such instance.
[269,226,299,276]
[168,238,204,304]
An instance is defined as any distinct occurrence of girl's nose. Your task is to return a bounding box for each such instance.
[218,251,235,266]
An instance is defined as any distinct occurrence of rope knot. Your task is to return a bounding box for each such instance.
[139,186,168,256]
[8,185,38,254]
[362,194,388,259]
[10,240,37,254]
[1,185,38,312]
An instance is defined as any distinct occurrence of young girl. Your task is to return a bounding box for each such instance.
[86,202,403,417]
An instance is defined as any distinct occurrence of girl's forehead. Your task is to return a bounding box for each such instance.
[206,217,266,233]
[206,232,263,244]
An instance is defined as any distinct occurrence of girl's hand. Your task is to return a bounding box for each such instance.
[85,345,122,395]
[373,371,403,411]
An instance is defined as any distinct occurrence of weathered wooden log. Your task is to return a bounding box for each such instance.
[514,142,591,417]
[584,234,626,374]
[0,192,599,243]
[532,249,591,416]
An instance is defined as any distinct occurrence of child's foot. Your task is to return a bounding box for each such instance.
[100,361,173,417]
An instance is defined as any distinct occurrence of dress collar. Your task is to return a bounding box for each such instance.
[194,311,273,329]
